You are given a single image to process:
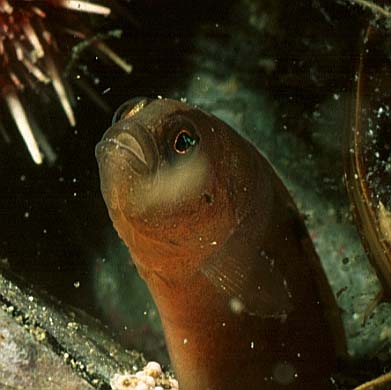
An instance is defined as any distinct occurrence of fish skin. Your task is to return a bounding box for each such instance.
[96,98,346,390]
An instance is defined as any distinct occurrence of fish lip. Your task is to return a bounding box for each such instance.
[95,138,149,176]
[95,120,158,176]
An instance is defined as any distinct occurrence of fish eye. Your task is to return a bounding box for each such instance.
[173,129,199,154]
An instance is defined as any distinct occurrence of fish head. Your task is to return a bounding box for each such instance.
[96,98,251,278]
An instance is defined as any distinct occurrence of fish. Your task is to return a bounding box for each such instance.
[353,371,391,390]
[96,97,346,390]
[345,24,391,301]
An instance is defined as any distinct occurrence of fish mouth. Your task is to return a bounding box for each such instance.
[95,120,158,177]
[95,119,159,215]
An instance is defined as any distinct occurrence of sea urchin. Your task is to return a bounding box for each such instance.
[0,0,127,164]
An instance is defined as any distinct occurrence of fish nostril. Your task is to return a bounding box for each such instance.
[112,97,152,125]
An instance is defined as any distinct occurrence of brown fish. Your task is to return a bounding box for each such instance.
[345,25,391,300]
[354,371,391,390]
[96,97,346,390]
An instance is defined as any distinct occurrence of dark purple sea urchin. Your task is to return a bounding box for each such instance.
[0,0,129,164]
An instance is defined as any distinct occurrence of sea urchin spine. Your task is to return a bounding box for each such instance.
[0,0,114,164]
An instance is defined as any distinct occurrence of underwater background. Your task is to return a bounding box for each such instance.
[1,0,391,388]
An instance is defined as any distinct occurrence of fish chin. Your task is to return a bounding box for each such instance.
[96,140,151,215]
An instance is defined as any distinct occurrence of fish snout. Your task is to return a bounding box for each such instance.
[96,120,158,177]
[96,121,159,216]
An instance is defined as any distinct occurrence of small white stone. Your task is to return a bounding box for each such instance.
[169,378,179,389]
[142,375,155,387]
[110,373,138,390]
[144,361,162,378]
[135,383,149,390]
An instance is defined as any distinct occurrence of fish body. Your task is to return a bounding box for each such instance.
[96,98,345,390]
[345,25,391,299]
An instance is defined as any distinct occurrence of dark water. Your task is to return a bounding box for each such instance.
[0,0,390,386]
[0,0,236,364]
